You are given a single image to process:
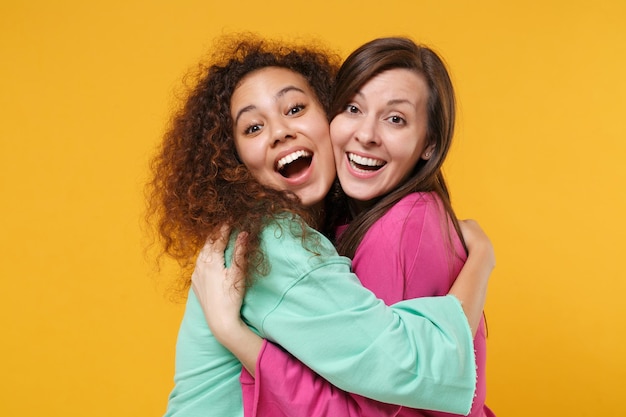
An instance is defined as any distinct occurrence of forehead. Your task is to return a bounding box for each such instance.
[232,67,313,105]
[359,68,428,101]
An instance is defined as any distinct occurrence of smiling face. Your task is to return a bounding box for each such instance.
[330,68,433,208]
[231,67,336,207]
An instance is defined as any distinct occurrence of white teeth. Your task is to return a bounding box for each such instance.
[277,150,312,170]
[348,153,385,167]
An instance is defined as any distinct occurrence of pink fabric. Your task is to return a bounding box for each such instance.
[241,193,495,416]
[241,341,402,416]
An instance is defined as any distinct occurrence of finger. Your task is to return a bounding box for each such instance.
[218,224,231,242]
[198,226,232,263]
[232,232,248,267]
[227,232,248,289]
[459,219,476,237]
[207,223,231,247]
[197,243,215,263]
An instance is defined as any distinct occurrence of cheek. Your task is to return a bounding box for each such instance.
[400,130,427,159]
[330,120,349,148]
[234,141,262,171]
[312,124,332,148]
[388,137,420,173]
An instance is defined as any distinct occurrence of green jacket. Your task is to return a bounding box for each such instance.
[164,217,475,416]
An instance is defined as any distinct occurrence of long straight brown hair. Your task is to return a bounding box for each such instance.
[331,37,466,259]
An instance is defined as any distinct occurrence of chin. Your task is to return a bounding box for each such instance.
[298,189,327,208]
[299,196,321,208]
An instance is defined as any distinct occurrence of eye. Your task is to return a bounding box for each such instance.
[287,104,305,115]
[243,123,262,135]
[345,104,360,114]
[388,115,406,125]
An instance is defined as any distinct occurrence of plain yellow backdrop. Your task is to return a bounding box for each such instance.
[1,0,625,415]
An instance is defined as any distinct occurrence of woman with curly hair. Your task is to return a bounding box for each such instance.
[199,37,496,417]
[147,34,494,417]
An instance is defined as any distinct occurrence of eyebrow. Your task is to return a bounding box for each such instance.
[233,85,307,125]
[352,91,417,109]
[386,98,415,108]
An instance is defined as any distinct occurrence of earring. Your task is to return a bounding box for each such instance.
[425,152,431,158]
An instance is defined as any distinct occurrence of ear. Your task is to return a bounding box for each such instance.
[421,143,436,160]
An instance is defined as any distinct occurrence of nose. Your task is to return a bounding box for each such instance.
[271,118,296,146]
[354,116,379,146]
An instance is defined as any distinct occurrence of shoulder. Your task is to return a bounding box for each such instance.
[260,215,335,254]
[256,215,350,275]
[375,192,443,232]
[361,193,453,258]
[389,192,442,216]
[241,217,356,332]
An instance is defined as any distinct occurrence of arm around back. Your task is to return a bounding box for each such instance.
[238,219,477,413]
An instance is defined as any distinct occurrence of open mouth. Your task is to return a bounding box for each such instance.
[276,150,313,178]
[347,152,385,173]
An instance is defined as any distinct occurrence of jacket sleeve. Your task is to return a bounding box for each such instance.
[239,222,476,414]
[252,273,475,413]
[240,340,402,417]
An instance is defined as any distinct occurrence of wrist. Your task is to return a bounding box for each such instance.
[212,318,248,347]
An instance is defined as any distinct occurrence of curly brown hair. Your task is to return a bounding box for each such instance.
[146,33,340,295]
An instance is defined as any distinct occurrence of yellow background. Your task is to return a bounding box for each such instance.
[1,0,625,415]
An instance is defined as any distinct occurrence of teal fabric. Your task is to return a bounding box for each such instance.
[163,217,475,416]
